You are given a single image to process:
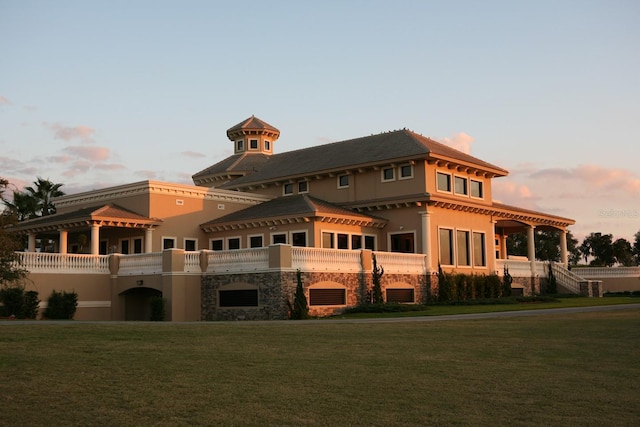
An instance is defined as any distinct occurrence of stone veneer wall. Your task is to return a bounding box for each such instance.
[201,270,434,320]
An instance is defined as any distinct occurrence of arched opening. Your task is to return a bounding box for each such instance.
[121,287,162,321]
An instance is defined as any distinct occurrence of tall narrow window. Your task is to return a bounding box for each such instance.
[322,232,334,248]
[437,172,451,192]
[439,229,453,265]
[121,239,130,254]
[455,176,468,195]
[133,238,143,254]
[236,140,244,151]
[351,235,362,250]
[337,233,349,249]
[471,180,483,198]
[364,235,376,250]
[457,230,470,266]
[473,232,486,266]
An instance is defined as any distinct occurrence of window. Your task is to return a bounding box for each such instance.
[386,288,414,303]
[338,175,349,188]
[163,237,176,250]
[283,183,293,195]
[400,164,413,179]
[470,180,483,198]
[249,139,258,150]
[292,232,307,247]
[227,237,240,250]
[184,238,197,251]
[249,235,263,248]
[265,140,271,151]
[337,233,349,249]
[390,233,415,253]
[298,181,308,193]
[219,289,258,307]
[236,140,244,151]
[351,235,362,250]
[272,233,287,244]
[457,230,470,266]
[322,232,334,248]
[121,239,130,254]
[439,228,454,265]
[382,167,395,181]
[99,240,108,255]
[309,288,346,306]
[211,239,223,251]
[455,176,468,195]
[437,172,451,192]
[133,238,143,254]
[364,235,376,250]
[473,232,486,267]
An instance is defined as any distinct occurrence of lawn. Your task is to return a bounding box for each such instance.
[2,306,639,426]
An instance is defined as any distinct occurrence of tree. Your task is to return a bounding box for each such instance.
[371,253,384,304]
[506,229,580,263]
[580,232,615,267]
[288,269,309,319]
[633,231,640,265]
[612,238,635,266]
[0,178,28,288]
[4,190,39,221]
[24,177,65,217]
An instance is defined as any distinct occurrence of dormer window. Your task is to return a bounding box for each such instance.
[250,139,258,150]
[283,183,294,195]
[265,140,271,151]
[236,140,244,152]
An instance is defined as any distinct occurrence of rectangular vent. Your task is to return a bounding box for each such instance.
[218,204,225,210]
[309,289,346,306]
[176,199,184,206]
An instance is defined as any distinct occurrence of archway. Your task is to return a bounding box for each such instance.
[121,287,162,321]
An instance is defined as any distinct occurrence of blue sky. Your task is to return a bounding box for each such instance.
[1,0,639,241]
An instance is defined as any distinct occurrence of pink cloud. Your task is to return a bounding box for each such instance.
[94,163,126,171]
[181,151,206,158]
[493,181,536,206]
[63,146,110,161]
[438,132,474,154]
[45,122,96,143]
[0,95,12,105]
[531,164,640,197]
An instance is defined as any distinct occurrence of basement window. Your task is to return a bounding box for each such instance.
[386,288,414,303]
[219,289,258,307]
[309,288,346,306]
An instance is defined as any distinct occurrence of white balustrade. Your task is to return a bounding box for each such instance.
[15,252,109,274]
[571,266,640,278]
[292,247,362,272]
[207,247,269,273]
[118,252,163,275]
[497,259,534,277]
[184,251,202,273]
[372,251,427,274]
[551,262,582,294]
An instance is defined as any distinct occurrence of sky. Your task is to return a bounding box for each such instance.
[1,0,639,242]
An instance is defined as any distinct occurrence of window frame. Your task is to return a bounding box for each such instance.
[337,174,349,189]
[297,180,309,194]
[454,176,468,196]
[399,164,414,180]
[291,231,308,247]
[162,236,177,250]
[227,236,241,250]
[271,233,287,245]
[236,140,244,152]
[184,238,198,251]
[248,234,264,248]
[436,171,452,193]
[456,229,471,267]
[249,139,259,150]
[470,179,484,199]
[381,167,395,182]
[473,231,487,267]
[283,182,294,196]
[210,238,223,251]
[438,228,454,266]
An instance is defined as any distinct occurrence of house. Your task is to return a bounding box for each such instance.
[12,116,588,321]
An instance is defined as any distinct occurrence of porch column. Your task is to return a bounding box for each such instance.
[28,233,36,252]
[527,225,536,276]
[59,229,68,254]
[90,223,101,255]
[489,219,497,272]
[559,229,568,267]
[419,210,432,270]
[145,228,154,253]
[499,234,507,259]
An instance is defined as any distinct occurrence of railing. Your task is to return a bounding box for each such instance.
[118,252,163,275]
[184,251,201,273]
[15,252,110,274]
[292,247,362,272]
[551,262,582,294]
[496,259,535,277]
[571,266,640,278]
[373,251,427,274]
[207,247,269,273]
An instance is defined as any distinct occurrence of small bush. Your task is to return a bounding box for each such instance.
[44,290,78,320]
[150,296,166,321]
[0,286,39,319]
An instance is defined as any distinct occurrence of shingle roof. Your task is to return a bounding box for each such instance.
[226,115,280,136]
[217,129,507,189]
[192,153,271,181]
[200,194,386,228]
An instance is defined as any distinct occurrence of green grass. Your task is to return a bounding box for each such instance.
[1,307,640,426]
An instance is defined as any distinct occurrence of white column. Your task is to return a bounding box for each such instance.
[527,225,536,276]
[90,223,101,255]
[560,229,568,267]
[145,228,154,253]
[419,210,432,270]
[489,219,496,272]
[28,233,36,252]
[59,229,68,254]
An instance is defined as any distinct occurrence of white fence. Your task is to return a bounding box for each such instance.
[373,251,427,274]
[118,252,163,275]
[292,247,362,272]
[207,247,270,273]
[572,266,640,278]
[15,252,110,274]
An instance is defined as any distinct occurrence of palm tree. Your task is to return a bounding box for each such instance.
[24,177,65,217]
[4,190,39,221]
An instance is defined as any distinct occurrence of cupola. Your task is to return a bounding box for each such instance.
[226,116,280,155]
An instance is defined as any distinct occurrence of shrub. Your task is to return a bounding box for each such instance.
[44,290,78,320]
[0,286,39,319]
[150,296,166,321]
[546,262,557,294]
[288,270,309,320]
[371,253,384,304]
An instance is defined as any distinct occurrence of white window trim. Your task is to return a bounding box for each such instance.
[249,139,259,151]
[454,175,469,196]
[438,227,455,267]
[283,182,294,196]
[456,229,472,268]
[472,231,487,267]
[298,180,309,194]
[436,171,452,194]
[270,232,288,245]
[162,236,177,250]
[236,140,244,152]
[247,233,265,248]
[210,238,224,251]
[290,230,308,247]
[226,236,241,250]
[470,179,484,199]
[183,237,198,251]
[398,164,414,180]
[337,174,349,189]
[381,166,396,182]
[387,230,417,254]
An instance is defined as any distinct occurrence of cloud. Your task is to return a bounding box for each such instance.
[181,150,206,158]
[135,170,159,179]
[492,180,536,207]
[94,163,126,171]
[63,146,110,161]
[45,122,96,143]
[438,132,474,154]
[0,95,12,105]
[530,164,640,197]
